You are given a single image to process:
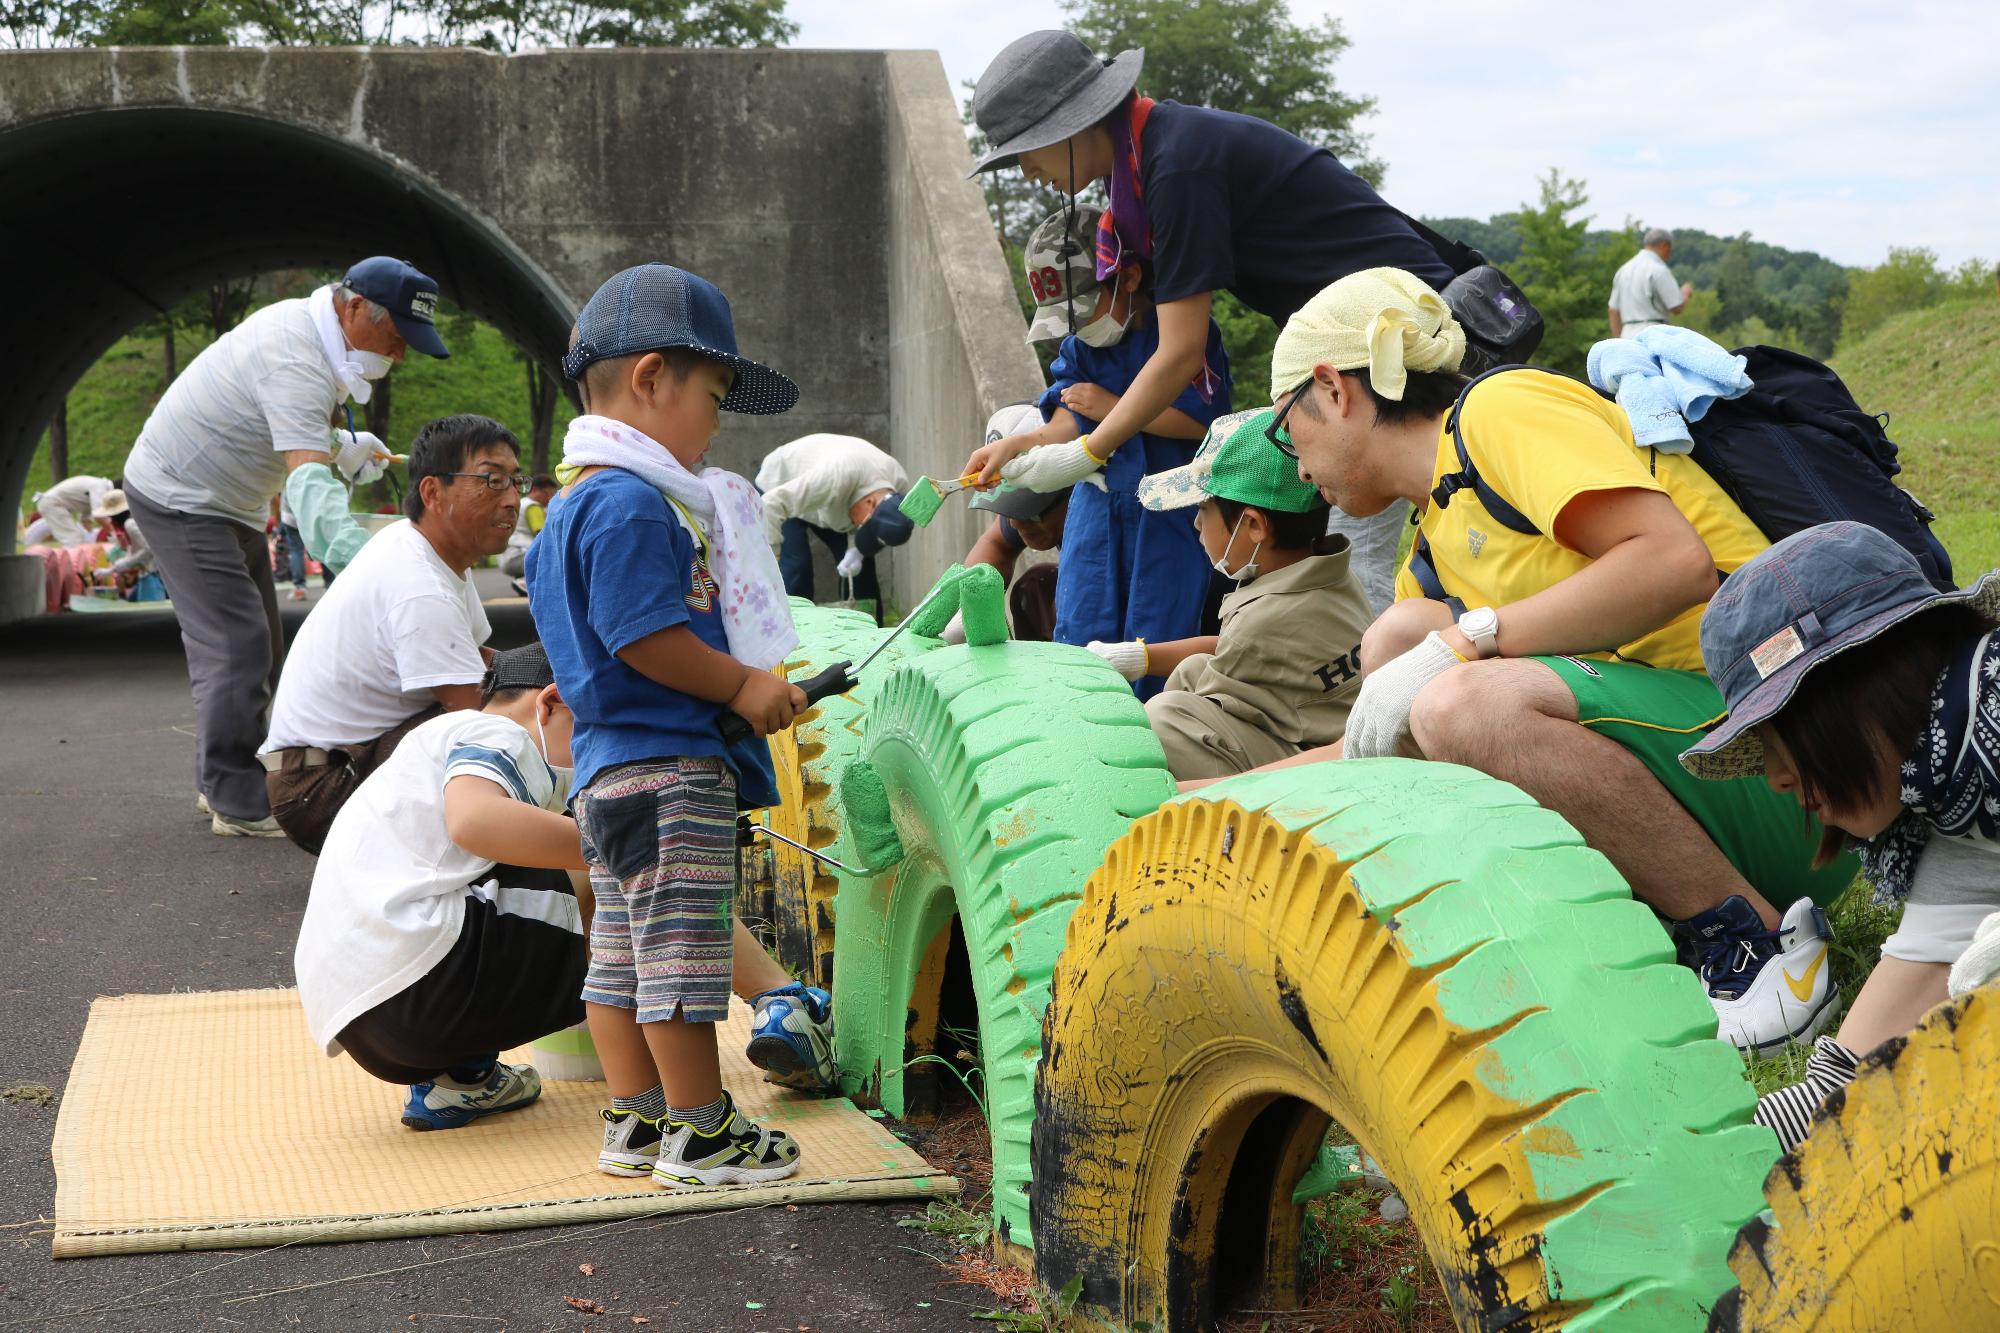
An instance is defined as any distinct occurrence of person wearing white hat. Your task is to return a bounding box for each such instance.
[27,474,114,548]
[87,487,155,586]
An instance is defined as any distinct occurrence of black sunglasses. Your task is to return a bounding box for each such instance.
[443,472,532,495]
[1266,376,1314,459]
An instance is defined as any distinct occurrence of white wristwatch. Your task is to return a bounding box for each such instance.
[1457,606,1500,659]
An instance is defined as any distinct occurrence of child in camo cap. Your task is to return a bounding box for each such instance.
[965,204,1232,699]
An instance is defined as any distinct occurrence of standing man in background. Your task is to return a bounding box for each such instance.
[121,257,451,837]
[1608,227,1694,338]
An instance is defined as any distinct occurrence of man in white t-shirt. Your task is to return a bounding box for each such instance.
[755,434,915,616]
[123,257,450,837]
[1608,227,1693,339]
[260,414,522,855]
[297,643,589,1130]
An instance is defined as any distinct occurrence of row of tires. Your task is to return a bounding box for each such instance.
[736,599,1995,1331]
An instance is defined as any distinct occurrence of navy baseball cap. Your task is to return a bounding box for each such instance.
[854,492,915,556]
[342,256,450,359]
[1680,522,2000,782]
[560,263,799,416]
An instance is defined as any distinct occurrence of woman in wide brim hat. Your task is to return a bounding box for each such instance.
[1678,520,2000,1150]
[960,29,1459,610]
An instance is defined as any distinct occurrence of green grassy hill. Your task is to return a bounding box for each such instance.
[1835,296,2000,575]
[18,305,574,504]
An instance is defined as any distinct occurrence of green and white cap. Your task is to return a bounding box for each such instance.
[1137,409,1323,515]
[1022,204,1107,343]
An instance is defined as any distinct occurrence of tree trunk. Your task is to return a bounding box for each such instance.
[48,399,69,482]
[364,375,392,442]
[526,360,557,474]
[163,320,177,383]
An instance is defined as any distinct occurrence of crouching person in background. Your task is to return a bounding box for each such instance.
[295,645,589,1131]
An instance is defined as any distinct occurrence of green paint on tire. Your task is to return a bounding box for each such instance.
[737,599,940,986]
[832,639,1175,1249]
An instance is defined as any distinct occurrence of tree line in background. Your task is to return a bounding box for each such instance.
[0,0,795,50]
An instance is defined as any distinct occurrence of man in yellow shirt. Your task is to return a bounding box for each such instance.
[1258,268,1853,1054]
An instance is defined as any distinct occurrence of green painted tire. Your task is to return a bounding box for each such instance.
[736,599,940,988]
[1032,760,1779,1331]
[831,640,1175,1250]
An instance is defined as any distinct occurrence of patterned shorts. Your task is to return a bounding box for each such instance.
[574,757,737,1024]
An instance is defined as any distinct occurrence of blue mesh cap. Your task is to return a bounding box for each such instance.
[560,263,799,416]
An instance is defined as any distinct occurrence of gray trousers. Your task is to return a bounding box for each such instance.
[126,483,283,820]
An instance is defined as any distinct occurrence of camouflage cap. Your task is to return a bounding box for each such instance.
[1022,204,1108,343]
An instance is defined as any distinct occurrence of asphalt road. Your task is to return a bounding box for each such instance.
[0,581,969,1332]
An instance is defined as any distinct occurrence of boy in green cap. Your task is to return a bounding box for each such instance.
[1084,409,1374,781]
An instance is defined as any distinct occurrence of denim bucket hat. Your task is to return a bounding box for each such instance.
[561,263,798,416]
[1680,522,2000,781]
[967,31,1143,177]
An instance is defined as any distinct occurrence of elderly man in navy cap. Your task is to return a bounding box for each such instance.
[122,257,452,836]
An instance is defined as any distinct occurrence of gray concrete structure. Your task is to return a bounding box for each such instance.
[0,46,1043,623]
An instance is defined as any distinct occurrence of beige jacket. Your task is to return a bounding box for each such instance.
[1163,538,1373,747]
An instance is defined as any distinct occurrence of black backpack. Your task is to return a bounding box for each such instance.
[1407,349,1955,609]
[1399,214,1545,376]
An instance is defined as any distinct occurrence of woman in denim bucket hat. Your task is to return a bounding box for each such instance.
[961,29,1458,611]
[1681,520,2000,1149]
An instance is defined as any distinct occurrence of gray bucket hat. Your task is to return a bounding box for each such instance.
[967,30,1143,178]
[1679,522,2000,782]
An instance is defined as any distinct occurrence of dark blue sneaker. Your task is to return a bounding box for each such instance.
[746,982,838,1093]
[400,1061,543,1130]
[1683,895,1839,1053]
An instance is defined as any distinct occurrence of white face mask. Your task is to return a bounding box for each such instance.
[1075,298,1134,349]
[351,348,395,381]
[1212,511,1262,585]
[533,704,573,801]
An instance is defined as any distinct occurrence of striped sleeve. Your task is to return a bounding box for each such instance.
[444,725,550,807]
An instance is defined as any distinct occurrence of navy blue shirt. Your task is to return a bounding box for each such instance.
[526,468,779,808]
[1140,101,1457,321]
[1037,315,1231,490]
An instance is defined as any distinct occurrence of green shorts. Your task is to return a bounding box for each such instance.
[1538,656,1856,911]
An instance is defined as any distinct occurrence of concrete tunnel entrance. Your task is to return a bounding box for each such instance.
[0,46,1047,625]
[0,104,577,526]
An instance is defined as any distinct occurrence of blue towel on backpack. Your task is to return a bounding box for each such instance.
[1587,326,1753,454]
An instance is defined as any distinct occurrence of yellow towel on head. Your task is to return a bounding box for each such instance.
[1269,267,1466,402]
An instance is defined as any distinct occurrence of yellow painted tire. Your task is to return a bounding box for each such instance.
[737,600,939,988]
[1032,761,1777,1332]
[1709,986,2000,1331]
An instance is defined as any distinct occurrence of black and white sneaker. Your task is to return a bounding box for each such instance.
[651,1091,801,1188]
[598,1107,664,1177]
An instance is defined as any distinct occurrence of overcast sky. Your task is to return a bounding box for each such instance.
[784,0,1993,269]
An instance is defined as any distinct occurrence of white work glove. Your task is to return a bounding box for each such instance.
[1341,632,1464,759]
[1949,910,2000,998]
[938,610,967,645]
[331,429,390,486]
[1000,440,1108,493]
[836,543,865,579]
[1086,639,1149,682]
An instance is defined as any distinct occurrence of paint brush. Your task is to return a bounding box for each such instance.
[899,471,983,527]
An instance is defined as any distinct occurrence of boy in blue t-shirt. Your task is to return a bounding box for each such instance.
[526,264,836,1189]
[965,205,1230,698]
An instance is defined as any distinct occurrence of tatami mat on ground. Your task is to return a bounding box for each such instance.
[52,988,954,1258]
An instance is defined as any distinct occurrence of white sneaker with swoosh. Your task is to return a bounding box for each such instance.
[1697,895,1842,1054]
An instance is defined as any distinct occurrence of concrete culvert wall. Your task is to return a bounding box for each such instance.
[0,45,1043,622]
